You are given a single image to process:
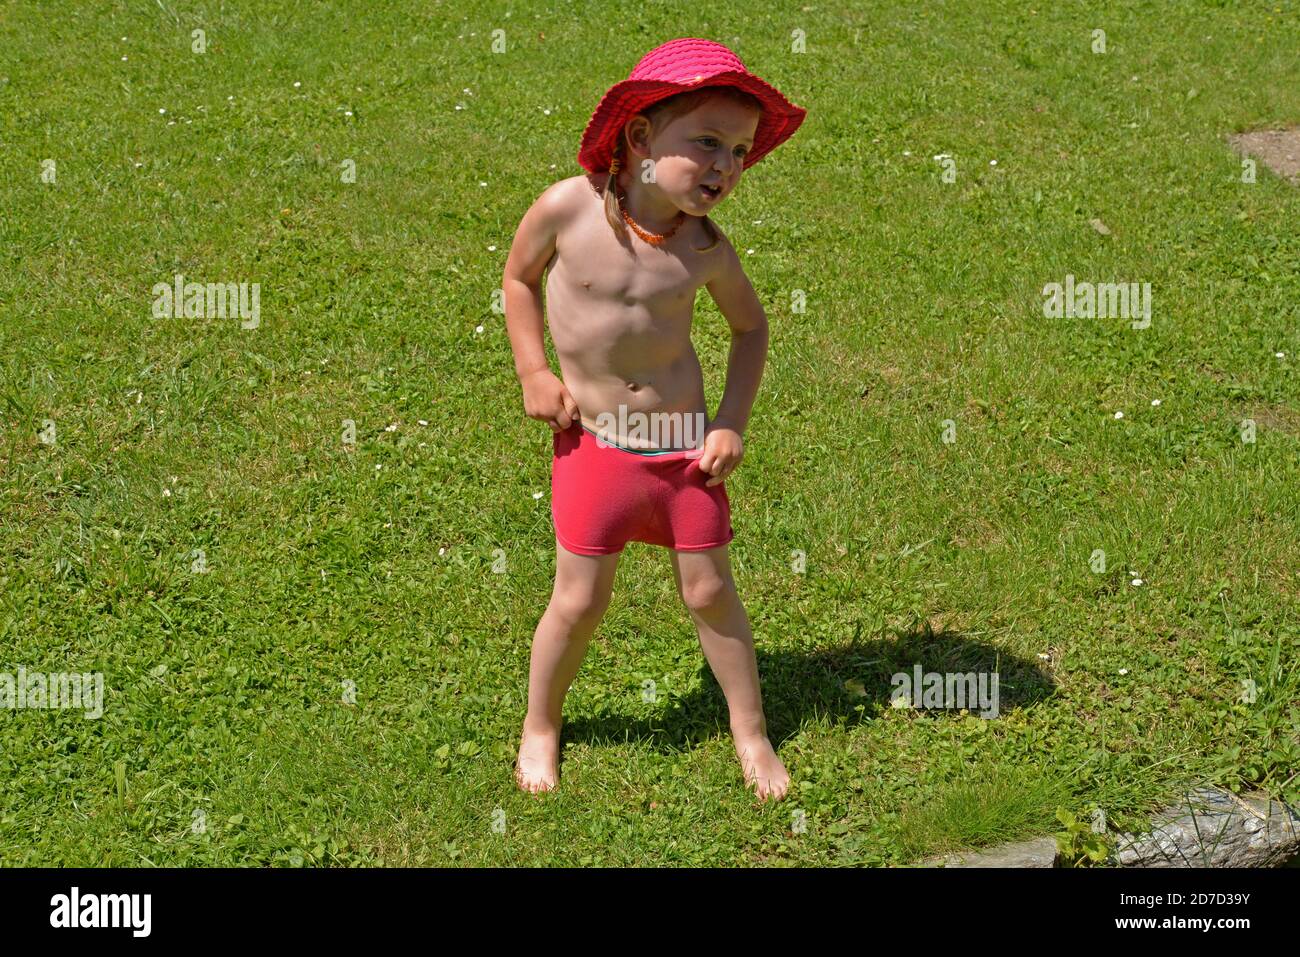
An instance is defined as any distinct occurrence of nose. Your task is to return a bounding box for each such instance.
[714,150,738,178]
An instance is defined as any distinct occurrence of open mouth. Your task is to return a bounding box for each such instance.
[698,183,722,201]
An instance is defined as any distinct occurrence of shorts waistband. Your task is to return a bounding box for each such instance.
[580,424,694,456]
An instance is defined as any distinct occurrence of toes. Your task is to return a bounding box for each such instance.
[515,760,558,795]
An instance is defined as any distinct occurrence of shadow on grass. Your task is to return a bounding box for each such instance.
[563,622,1056,750]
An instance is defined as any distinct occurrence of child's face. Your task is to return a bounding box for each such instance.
[635,99,760,215]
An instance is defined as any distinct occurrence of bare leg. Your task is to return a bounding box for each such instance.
[669,546,789,801]
[516,540,620,793]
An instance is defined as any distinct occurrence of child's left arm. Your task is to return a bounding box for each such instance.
[696,236,770,487]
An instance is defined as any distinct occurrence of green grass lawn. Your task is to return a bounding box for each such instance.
[2,0,1298,866]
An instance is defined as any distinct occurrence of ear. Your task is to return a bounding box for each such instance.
[623,116,653,162]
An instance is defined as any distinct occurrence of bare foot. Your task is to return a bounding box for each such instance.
[515,723,560,794]
[733,733,789,802]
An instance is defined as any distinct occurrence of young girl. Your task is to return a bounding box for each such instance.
[502,38,806,801]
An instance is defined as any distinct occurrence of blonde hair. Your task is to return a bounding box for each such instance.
[601,86,762,253]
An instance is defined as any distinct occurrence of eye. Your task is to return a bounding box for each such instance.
[699,137,748,158]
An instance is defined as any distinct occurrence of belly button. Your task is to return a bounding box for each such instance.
[582,281,591,289]
[627,382,640,393]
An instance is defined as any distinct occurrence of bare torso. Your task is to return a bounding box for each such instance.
[543,173,723,449]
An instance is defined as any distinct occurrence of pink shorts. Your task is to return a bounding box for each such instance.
[551,423,734,555]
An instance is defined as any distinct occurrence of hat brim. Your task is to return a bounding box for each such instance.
[578,71,807,174]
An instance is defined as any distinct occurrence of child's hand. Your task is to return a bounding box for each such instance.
[693,424,743,487]
[520,368,580,432]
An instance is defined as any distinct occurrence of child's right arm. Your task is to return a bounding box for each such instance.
[502,181,580,433]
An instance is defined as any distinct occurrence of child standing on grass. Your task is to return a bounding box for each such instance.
[502,38,806,801]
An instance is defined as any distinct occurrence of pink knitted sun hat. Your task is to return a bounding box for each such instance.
[578,37,807,175]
